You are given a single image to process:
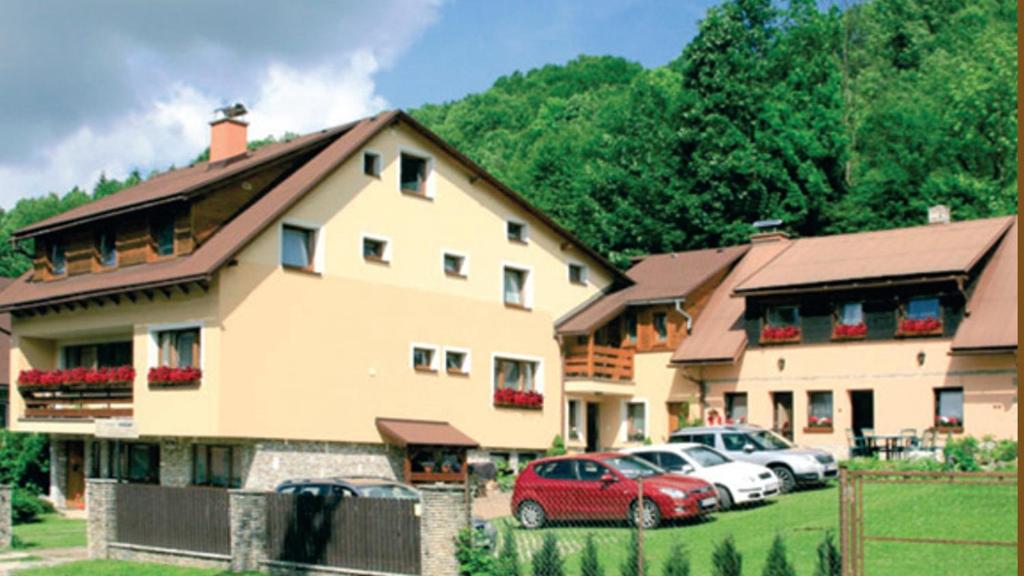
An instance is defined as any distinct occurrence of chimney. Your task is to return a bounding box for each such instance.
[928,204,951,225]
[209,103,248,163]
[750,219,790,243]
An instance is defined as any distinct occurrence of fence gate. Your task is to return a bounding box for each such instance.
[839,468,1018,576]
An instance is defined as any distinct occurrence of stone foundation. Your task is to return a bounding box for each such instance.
[108,543,231,570]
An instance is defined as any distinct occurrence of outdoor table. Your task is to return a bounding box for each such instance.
[862,434,914,460]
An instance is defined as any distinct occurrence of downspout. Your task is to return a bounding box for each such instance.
[674,299,693,334]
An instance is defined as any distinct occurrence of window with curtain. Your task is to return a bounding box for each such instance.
[50,241,66,275]
[503,267,527,307]
[838,302,863,325]
[767,305,800,326]
[281,225,315,270]
[97,231,117,268]
[626,402,647,440]
[157,328,200,368]
[653,312,669,341]
[907,297,940,320]
[935,388,964,425]
[151,216,175,256]
[725,392,748,422]
[808,391,833,420]
[494,358,538,391]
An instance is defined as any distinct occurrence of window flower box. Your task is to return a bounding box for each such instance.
[17,366,135,390]
[493,388,543,410]
[897,317,943,337]
[148,366,202,388]
[832,322,867,340]
[761,325,801,344]
[804,416,833,433]
[935,415,963,434]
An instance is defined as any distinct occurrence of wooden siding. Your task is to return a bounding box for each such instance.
[114,484,231,555]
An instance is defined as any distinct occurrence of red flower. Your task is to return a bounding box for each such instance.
[762,325,800,341]
[493,388,543,409]
[834,322,867,338]
[900,317,941,334]
[18,366,135,388]
[148,366,202,386]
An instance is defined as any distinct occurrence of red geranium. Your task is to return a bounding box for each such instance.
[762,325,801,342]
[936,415,960,428]
[833,322,867,338]
[493,388,543,409]
[18,366,135,388]
[900,317,942,334]
[148,366,203,386]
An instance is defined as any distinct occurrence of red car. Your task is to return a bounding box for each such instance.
[511,453,718,529]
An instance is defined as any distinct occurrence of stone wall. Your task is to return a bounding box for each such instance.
[49,440,67,509]
[0,485,11,549]
[85,479,117,559]
[158,439,192,487]
[229,490,267,572]
[419,484,470,576]
[244,440,403,489]
[108,544,230,570]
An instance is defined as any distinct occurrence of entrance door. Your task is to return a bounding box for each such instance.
[772,392,794,441]
[65,441,86,509]
[850,390,875,436]
[667,402,688,436]
[585,403,600,452]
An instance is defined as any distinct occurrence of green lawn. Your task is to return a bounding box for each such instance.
[497,482,1018,576]
[18,560,258,576]
[11,514,87,550]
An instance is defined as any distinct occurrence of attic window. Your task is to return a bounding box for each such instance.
[363,151,381,177]
[97,231,117,268]
[49,240,67,276]
[362,235,391,263]
[568,263,587,285]
[151,215,175,257]
[400,153,429,195]
[507,221,527,243]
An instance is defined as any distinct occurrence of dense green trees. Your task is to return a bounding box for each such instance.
[0,0,1015,276]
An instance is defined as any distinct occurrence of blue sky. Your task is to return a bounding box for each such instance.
[0,0,720,207]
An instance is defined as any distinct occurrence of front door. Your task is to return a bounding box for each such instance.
[772,392,794,441]
[65,441,86,509]
[850,390,875,436]
[585,403,600,452]
[667,402,688,436]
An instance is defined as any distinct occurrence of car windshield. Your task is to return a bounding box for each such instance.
[748,430,793,451]
[603,455,664,479]
[358,485,420,500]
[683,446,731,467]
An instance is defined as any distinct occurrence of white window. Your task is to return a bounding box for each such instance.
[148,322,204,370]
[361,234,392,263]
[363,150,381,177]
[567,399,582,441]
[502,264,533,309]
[398,149,434,198]
[411,343,439,372]
[837,302,864,325]
[444,347,471,375]
[442,251,469,277]
[625,401,647,442]
[506,220,528,243]
[492,354,544,394]
[568,262,587,285]
[281,221,323,273]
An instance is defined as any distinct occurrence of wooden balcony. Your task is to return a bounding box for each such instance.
[563,343,634,382]
[19,384,133,420]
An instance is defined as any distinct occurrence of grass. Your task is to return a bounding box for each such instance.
[18,560,259,575]
[496,481,1018,576]
[11,514,87,550]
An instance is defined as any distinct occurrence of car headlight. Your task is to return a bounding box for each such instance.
[659,487,688,499]
[805,455,823,466]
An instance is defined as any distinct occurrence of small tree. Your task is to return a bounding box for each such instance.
[580,533,604,576]
[455,529,495,576]
[546,435,567,457]
[496,528,522,576]
[711,536,742,576]
[762,535,795,576]
[814,531,841,576]
[662,542,691,576]
[532,533,565,576]
[620,530,648,576]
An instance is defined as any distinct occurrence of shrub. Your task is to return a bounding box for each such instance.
[546,435,567,457]
[620,530,648,576]
[495,528,521,576]
[711,536,742,576]
[943,436,981,471]
[12,487,47,524]
[455,529,495,576]
[761,535,795,576]
[532,533,565,576]
[814,531,841,576]
[0,431,49,492]
[661,543,691,576]
[580,533,604,576]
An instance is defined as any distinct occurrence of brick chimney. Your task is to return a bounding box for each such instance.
[209,103,248,163]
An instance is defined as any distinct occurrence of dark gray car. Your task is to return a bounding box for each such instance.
[669,425,837,493]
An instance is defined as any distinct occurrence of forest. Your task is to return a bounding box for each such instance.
[0,0,1016,273]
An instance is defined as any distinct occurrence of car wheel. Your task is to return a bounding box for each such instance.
[715,484,734,511]
[517,500,546,529]
[629,498,661,529]
[771,465,797,494]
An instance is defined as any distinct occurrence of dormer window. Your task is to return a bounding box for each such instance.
[898,296,943,336]
[49,240,66,276]
[151,215,175,257]
[906,297,940,320]
[762,305,801,343]
[97,231,117,268]
[833,302,866,339]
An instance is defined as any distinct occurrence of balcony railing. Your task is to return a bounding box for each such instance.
[18,367,134,419]
[563,344,634,381]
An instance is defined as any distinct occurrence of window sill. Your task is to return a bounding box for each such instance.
[282,264,321,277]
[504,302,532,312]
[935,426,963,434]
[759,337,802,345]
[803,427,834,434]
[569,280,587,287]
[895,330,944,338]
[363,256,390,266]
[446,369,469,377]
[831,334,867,342]
[400,188,434,201]
[413,366,438,374]
[444,271,468,279]
[507,238,528,245]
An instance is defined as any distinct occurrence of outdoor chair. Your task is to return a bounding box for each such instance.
[846,428,870,458]
[898,428,918,458]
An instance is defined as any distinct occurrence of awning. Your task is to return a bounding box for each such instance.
[376,418,479,448]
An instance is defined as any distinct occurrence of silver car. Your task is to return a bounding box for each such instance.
[669,424,837,493]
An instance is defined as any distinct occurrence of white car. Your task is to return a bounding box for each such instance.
[623,443,780,510]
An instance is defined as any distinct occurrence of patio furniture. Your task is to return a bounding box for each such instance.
[863,432,905,460]
[846,428,870,458]
[897,428,919,457]
[919,428,939,452]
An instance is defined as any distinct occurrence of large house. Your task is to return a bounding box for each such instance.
[2,108,1017,511]
[1,110,625,508]
[557,213,1018,456]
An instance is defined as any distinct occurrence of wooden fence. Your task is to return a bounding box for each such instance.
[266,493,421,575]
[114,484,230,556]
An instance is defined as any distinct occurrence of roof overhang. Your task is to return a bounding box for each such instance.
[732,274,967,298]
[948,346,1017,356]
[376,418,479,448]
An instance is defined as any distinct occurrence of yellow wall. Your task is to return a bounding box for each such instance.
[695,339,1017,456]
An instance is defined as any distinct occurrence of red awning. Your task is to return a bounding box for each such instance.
[376,418,479,448]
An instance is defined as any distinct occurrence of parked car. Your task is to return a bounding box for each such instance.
[622,443,780,510]
[669,424,837,493]
[275,477,497,548]
[510,453,718,529]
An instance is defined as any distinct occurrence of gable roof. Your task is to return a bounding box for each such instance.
[951,217,1017,354]
[556,245,749,335]
[0,110,625,313]
[671,238,793,365]
[733,216,1014,295]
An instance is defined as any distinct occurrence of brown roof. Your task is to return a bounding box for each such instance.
[951,217,1018,353]
[557,245,749,335]
[0,111,625,313]
[13,124,355,240]
[734,216,1015,295]
[671,238,793,364]
[375,418,479,448]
